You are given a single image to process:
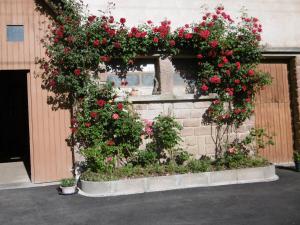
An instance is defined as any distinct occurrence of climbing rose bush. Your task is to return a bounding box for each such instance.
[38,0,271,161]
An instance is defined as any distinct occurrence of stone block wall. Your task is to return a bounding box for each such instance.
[133,100,254,158]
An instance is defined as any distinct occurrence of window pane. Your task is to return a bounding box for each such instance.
[126,73,140,86]
[141,73,154,86]
[7,25,24,42]
[107,74,121,86]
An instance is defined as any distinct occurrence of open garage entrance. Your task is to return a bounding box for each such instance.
[0,70,31,184]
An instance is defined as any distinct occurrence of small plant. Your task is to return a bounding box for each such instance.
[134,150,158,166]
[187,158,212,172]
[60,178,76,187]
[294,152,300,162]
[150,115,182,161]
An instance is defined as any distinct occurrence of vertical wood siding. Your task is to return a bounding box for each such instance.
[255,63,294,163]
[0,0,73,182]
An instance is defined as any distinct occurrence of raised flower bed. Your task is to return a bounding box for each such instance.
[79,165,278,197]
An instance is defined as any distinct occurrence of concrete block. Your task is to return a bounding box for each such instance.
[181,128,194,136]
[174,109,190,119]
[205,144,216,155]
[133,104,148,110]
[236,167,264,183]
[178,173,209,187]
[80,180,111,195]
[163,103,173,115]
[112,178,146,194]
[186,145,199,156]
[185,136,197,146]
[210,170,238,185]
[138,110,161,120]
[194,126,212,135]
[147,175,178,192]
[183,119,200,127]
[148,103,163,110]
[193,102,211,109]
[205,135,214,144]
[174,102,194,109]
[190,109,205,118]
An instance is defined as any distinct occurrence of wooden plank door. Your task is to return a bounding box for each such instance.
[255,62,293,163]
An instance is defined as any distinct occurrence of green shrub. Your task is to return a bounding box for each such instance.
[60,178,76,187]
[187,159,212,173]
[148,115,182,161]
[134,150,158,166]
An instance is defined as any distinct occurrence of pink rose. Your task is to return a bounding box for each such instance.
[112,113,119,120]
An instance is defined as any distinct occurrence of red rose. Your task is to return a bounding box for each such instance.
[71,117,77,125]
[88,15,96,22]
[242,85,247,91]
[74,69,81,76]
[108,16,114,23]
[169,40,176,46]
[213,99,220,104]
[245,98,251,102]
[222,57,229,64]
[85,122,91,128]
[120,18,126,24]
[113,42,121,48]
[207,22,215,27]
[225,50,233,56]
[100,56,110,62]
[93,39,100,47]
[209,40,218,48]
[90,112,97,118]
[218,63,224,68]
[135,32,141,38]
[201,84,209,92]
[248,69,255,76]
[153,37,159,43]
[106,139,115,146]
[197,54,203,59]
[234,79,240,84]
[117,102,123,110]
[236,62,241,70]
[101,38,107,45]
[70,127,77,133]
[234,108,241,114]
[209,75,221,84]
[225,70,231,76]
[97,99,106,107]
[184,33,193,39]
[199,30,210,40]
[49,79,56,87]
[147,20,152,24]
[226,88,234,96]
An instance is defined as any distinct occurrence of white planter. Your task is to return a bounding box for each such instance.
[60,185,77,195]
[79,165,278,197]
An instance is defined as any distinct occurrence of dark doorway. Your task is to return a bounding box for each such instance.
[0,70,31,179]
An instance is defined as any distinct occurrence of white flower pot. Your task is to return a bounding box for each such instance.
[60,185,77,195]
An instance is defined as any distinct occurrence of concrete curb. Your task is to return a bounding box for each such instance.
[78,165,278,197]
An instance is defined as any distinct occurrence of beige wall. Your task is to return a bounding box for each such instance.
[84,0,300,48]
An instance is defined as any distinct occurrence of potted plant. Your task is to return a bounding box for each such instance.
[60,178,77,195]
[294,152,300,172]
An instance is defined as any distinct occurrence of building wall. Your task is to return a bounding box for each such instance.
[84,0,300,48]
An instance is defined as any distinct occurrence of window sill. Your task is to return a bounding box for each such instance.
[128,93,217,103]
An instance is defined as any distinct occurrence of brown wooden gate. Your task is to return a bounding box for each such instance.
[0,0,73,183]
[255,62,294,163]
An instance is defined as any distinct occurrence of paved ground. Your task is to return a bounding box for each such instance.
[0,168,299,225]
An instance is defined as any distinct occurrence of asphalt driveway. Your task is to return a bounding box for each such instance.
[0,168,299,225]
